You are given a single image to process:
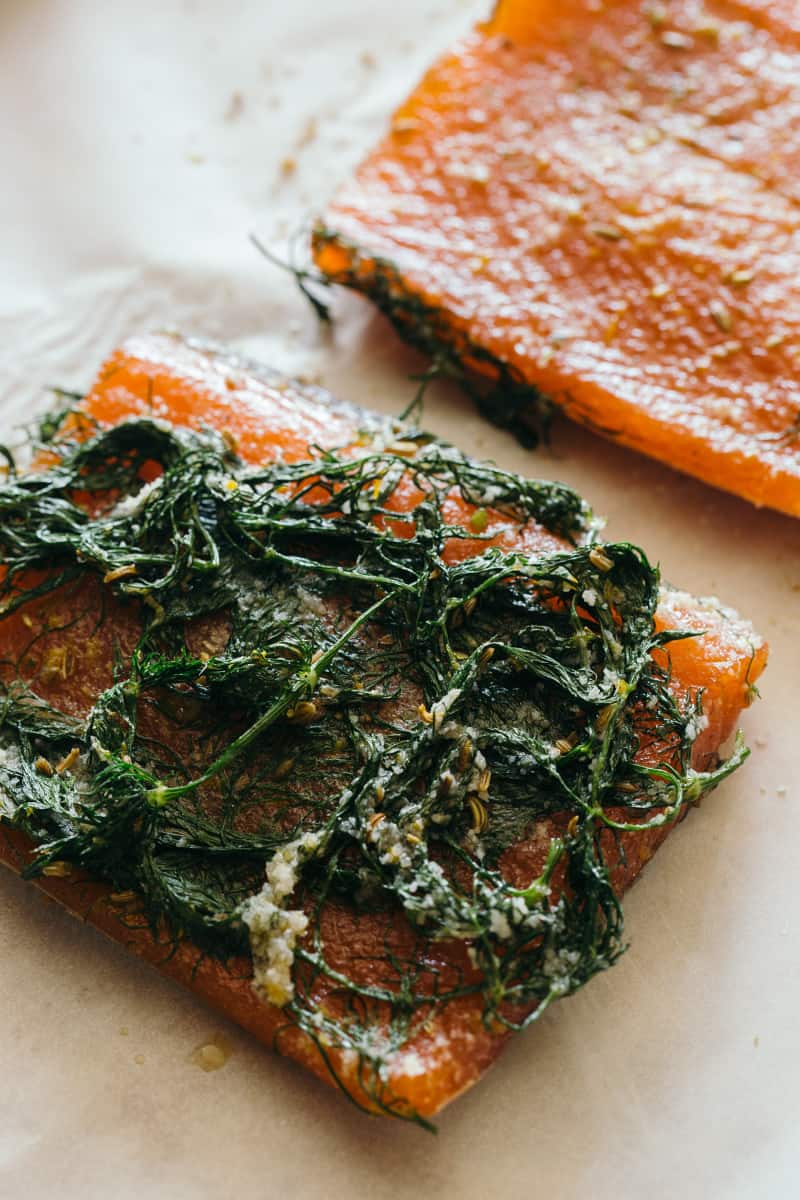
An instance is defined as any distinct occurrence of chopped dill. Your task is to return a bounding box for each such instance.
[0,404,746,1126]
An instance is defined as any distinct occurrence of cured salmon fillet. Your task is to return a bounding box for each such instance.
[315,0,800,516]
[0,334,766,1122]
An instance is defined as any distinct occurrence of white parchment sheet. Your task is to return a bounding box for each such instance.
[1,3,798,1197]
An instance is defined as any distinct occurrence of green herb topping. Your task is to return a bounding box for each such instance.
[0,409,746,1125]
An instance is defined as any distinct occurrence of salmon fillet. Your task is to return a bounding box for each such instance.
[315,0,800,516]
[0,334,766,1122]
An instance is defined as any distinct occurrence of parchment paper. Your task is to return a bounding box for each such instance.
[1,2,798,1197]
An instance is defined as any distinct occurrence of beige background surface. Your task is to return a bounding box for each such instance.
[0,2,798,1197]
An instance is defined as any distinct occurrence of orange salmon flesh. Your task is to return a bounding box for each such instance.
[315,0,800,516]
[0,335,767,1118]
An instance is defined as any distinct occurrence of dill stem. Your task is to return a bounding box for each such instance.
[260,544,417,593]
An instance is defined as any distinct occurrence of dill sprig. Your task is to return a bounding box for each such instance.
[0,409,746,1126]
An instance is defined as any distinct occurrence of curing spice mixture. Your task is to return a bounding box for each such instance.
[0,336,765,1124]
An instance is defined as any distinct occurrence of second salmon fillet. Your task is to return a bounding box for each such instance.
[316,0,800,517]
